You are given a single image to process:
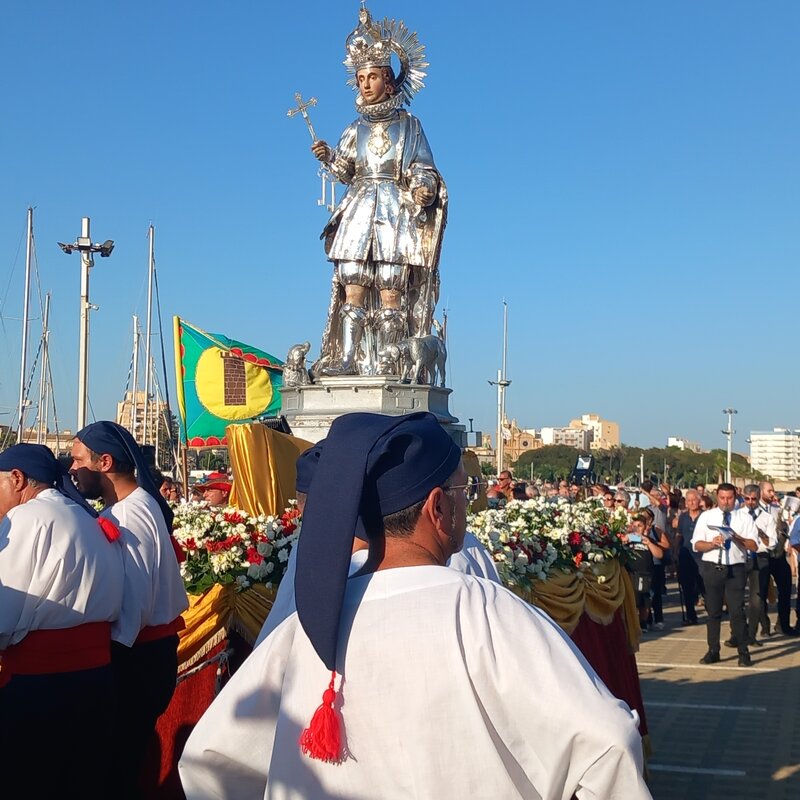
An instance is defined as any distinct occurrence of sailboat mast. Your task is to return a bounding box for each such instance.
[142,224,154,446]
[36,293,51,444]
[131,315,140,440]
[16,207,34,443]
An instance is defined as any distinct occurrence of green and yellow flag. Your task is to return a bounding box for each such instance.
[174,317,284,447]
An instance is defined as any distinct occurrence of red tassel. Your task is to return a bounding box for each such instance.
[299,671,342,763]
[97,517,121,543]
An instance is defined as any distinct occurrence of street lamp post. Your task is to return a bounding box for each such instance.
[58,218,114,430]
[721,408,737,484]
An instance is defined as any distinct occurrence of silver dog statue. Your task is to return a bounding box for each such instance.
[380,322,447,387]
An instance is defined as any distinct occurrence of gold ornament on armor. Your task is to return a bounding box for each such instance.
[368,123,391,156]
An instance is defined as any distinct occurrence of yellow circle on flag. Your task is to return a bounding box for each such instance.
[195,348,273,420]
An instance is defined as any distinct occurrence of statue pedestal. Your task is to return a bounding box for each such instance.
[280,376,466,446]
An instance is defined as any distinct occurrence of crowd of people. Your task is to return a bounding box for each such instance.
[487,470,800,667]
[0,414,654,799]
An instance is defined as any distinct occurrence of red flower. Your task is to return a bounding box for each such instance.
[247,546,264,565]
[568,532,582,547]
[574,551,584,566]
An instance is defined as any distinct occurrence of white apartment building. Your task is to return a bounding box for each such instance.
[667,436,703,453]
[749,428,800,481]
[541,426,592,449]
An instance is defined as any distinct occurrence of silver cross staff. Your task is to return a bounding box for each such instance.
[287,93,337,213]
[286,92,319,141]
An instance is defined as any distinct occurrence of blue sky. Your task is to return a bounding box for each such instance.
[1,1,798,452]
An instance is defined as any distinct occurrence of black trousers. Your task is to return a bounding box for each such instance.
[702,561,748,655]
[767,555,793,633]
[747,555,771,639]
[0,666,115,800]
[111,635,179,799]
[651,563,666,623]
[678,548,700,622]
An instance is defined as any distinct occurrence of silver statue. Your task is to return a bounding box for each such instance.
[308,5,447,379]
[283,341,312,387]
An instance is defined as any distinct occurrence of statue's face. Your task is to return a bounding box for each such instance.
[357,67,389,105]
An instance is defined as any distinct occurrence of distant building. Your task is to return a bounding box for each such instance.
[17,427,74,457]
[749,428,800,481]
[116,390,174,469]
[568,413,620,451]
[541,426,592,450]
[667,436,703,453]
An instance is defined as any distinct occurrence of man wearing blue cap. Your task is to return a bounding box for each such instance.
[253,439,500,649]
[0,443,125,798]
[71,421,189,798]
[180,412,649,799]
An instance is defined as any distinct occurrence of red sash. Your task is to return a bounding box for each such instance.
[0,621,112,688]
[135,615,185,645]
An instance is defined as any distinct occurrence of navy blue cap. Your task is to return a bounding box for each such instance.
[76,421,173,530]
[296,441,325,494]
[0,442,99,518]
[295,412,462,671]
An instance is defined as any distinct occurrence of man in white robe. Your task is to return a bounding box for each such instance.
[71,421,189,799]
[180,412,650,799]
[254,441,500,649]
[0,444,125,799]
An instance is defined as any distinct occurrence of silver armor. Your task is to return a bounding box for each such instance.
[314,105,447,377]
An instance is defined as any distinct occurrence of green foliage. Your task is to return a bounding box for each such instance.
[480,460,495,477]
[513,445,767,486]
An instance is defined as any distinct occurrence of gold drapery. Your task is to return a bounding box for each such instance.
[177,583,277,670]
[227,423,313,517]
[510,561,641,652]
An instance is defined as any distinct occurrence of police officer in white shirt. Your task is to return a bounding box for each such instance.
[692,483,758,666]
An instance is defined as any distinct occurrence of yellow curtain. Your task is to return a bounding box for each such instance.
[508,561,641,649]
[177,583,278,669]
[531,571,585,634]
[227,423,313,516]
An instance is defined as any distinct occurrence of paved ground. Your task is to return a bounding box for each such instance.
[639,577,800,799]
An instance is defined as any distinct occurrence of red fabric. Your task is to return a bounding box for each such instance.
[0,621,111,688]
[569,610,648,736]
[136,616,186,645]
[140,641,227,800]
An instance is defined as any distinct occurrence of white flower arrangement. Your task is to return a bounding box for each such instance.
[171,500,300,594]
[468,496,635,591]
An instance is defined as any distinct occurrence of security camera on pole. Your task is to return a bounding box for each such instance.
[58,218,114,430]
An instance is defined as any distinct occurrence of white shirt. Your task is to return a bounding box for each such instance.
[102,487,189,646]
[0,489,125,649]
[691,507,758,565]
[253,532,500,649]
[745,506,778,555]
[180,567,650,800]
[447,530,502,583]
[254,548,368,648]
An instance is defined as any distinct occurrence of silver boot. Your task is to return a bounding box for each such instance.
[322,303,367,376]
[375,307,406,355]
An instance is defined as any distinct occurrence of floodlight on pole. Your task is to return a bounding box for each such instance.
[58,217,114,431]
[488,301,511,474]
[721,408,737,484]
